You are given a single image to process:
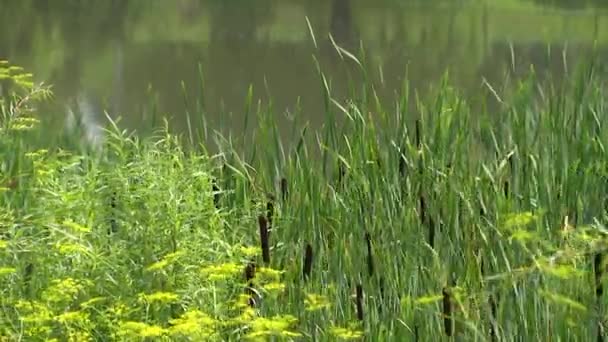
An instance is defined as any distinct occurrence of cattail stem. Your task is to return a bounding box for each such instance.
[443,287,453,337]
[365,232,374,277]
[303,243,313,281]
[356,284,364,321]
[258,215,270,265]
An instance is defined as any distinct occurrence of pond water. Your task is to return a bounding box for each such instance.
[1,0,608,147]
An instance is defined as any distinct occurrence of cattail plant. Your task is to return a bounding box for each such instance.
[212,178,220,209]
[337,161,346,188]
[258,215,270,265]
[595,253,604,342]
[109,191,118,234]
[356,284,364,321]
[280,177,288,201]
[489,293,498,342]
[378,276,386,314]
[442,286,453,337]
[365,232,374,277]
[23,263,33,296]
[398,147,407,178]
[244,261,258,307]
[266,195,275,228]
[419,195,435,248]
[415,119,422,150]
[595,253,604,299]
[303,243,313,281]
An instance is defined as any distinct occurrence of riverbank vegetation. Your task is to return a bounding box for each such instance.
[1,43,608,341]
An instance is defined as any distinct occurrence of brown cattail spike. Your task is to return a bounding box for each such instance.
[280,178,288,202]
[337,162,346,187]
[419,195,426,224]
[378,276,386,314]
[442,287,453,337]
[244,261,258,307]
[489,294,498,342]
[356,284,364,321]
[266,196,275,228]
[303,243,313,281]
[109,191,118,234]
[415,119,422,149]
[24,263,34,295]
[365,232,374,277]
[399,149,407,177]
[595,253,604,299]
[258,215,270,265]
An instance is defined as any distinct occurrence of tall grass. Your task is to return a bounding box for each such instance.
[1,36,608,341]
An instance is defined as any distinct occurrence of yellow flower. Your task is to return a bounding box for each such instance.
[305,293,331,311]
[169,310,217,338]
[0,267,16,276]
[55,242,89,255]
[201,262,243,281]
[246,315,301,339]
[146,250,185,272]
[257,267,284,281]
[15,300,53,324]
[80,297,106,308]
[119,321,167,338]
[55,310,89,324]
[42,278,90,304]
[238,245,261,257]
[62,220,91,233]
[262,282,286,294]
[138,291,179,304]
[330,326,364,340]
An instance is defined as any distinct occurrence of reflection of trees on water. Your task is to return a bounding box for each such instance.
[1,0,606,145]
[330,0,358,48]
[208,0,273,43]
[0,0,138,147]
[529,0,608,9]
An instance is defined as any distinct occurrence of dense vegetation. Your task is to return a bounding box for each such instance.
[1,39,608,341]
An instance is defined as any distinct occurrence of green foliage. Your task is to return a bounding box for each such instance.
[2,43,608,342]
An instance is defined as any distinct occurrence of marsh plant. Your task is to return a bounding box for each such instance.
[1,34,608,342]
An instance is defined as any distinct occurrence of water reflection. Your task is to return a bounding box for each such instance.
[65,91,105,151]
[0,0,607,147]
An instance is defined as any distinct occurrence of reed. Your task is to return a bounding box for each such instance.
[1,49,607,340]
